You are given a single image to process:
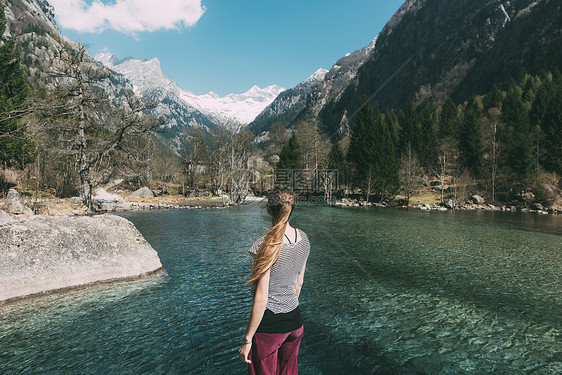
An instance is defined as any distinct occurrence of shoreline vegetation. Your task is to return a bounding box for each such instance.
[1,183,560,221]
[2,48,561,221]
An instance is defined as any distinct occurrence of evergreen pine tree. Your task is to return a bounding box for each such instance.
[418,108,437,169]
[529,73,552,128]
[328,140,346,192]
[348,100,377,201]
[0,4,33,166]
[502,82,534,189]
[398,99,420,156]
[384,110,400,146]
[276,132,302,170]
[458,97,482,177]
[328,141,345,172]
[483,85,503,111]
[438,97,458,138]
[374,112,400,199]
[537,76,562,175]
[521,74,539,105]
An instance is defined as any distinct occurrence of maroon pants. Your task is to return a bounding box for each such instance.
[248,325,304,375]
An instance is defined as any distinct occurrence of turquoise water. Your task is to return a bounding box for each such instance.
[0,203,561,374]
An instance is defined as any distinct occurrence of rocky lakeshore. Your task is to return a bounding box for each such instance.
[0,189,163,303]
[332,195,562,215]
[93,186,232,212]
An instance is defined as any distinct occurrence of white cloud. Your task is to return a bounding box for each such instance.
[48,0,205,34]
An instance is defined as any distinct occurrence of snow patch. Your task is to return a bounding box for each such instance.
[178,84,285,125]
[95,52,285,125]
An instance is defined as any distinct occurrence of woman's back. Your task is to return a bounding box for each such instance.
[248,229,310,314]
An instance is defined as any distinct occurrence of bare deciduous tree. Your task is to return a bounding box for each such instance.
[34,43,159,209]
[399,142,422,206]
[226,127,255,204]
[180,126,209,196]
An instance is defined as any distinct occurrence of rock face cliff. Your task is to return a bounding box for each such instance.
[319,0,562,136]
[0,214,162,302]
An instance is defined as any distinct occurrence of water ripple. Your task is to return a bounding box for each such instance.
[0,206,561,374]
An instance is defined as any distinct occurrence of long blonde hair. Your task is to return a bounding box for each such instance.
[247,190,296,286]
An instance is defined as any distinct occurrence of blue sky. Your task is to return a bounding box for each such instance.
[50,0,405,96]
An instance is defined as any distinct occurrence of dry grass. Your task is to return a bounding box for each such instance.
[408,190,443,205]
[124,195,218,203]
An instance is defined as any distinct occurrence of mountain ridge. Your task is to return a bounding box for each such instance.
[318,0,562,136]
[249,0,562,140]
[95,52,285,127]
[249,35,378,137]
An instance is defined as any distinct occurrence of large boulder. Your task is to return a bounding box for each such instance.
[0,214,162,302]
[531,203,544,211]
[93,187,121,203]
[471,195,485,205]
[128,187,154,199]
[0,210,15,225]
[4,188,33,215]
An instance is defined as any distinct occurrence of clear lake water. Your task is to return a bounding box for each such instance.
[0,203,561,374]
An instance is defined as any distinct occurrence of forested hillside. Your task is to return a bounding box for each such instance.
[320,0,562,136]
[273,71,561,208]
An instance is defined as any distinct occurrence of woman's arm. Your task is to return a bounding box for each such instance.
[295,260,307,298]
[238,269,270,364]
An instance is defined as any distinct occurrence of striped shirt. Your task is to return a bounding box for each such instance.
[248,228,310,314]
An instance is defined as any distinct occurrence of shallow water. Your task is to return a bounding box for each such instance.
[0,204,561,374]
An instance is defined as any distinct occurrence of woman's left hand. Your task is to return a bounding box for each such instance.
[238,342,252,364]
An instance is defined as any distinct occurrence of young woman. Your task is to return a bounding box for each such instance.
[239,190,310,374]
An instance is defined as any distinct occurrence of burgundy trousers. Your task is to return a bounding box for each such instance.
[248,325,304,375]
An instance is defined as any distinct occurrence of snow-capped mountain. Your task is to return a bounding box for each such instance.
[95,53,285,127]
[249,67,328,135]
[179,84,285,125]
[249,35,378,136]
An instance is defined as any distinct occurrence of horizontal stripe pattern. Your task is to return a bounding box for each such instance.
[248,229,311,313]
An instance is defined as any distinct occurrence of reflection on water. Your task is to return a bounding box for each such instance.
[0,204,561,374]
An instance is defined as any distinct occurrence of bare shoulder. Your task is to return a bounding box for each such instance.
[296,228,308,243]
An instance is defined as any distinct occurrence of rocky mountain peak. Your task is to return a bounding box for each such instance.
[305,68,329,84]
[95,52,284,126]
[5,0,59,36]
[249,33,378,136]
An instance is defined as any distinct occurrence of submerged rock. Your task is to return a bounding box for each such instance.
[0,214,162,302]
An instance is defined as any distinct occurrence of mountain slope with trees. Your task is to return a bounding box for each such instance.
[249,37,378,138]
[320,0,562,135]
[0,0,168,208]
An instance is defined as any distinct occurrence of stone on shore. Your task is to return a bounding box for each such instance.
[0,214,162,302]
[93,188,121,203]
[531,203,544,211]
[471,195,485,205]
[4,188,33,216]
[128,187,154,199]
